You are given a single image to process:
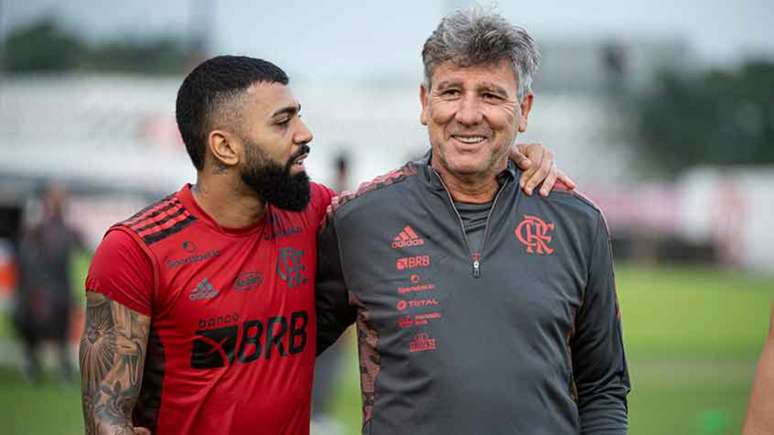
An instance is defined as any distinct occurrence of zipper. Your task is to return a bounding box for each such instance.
[432,169,509,278]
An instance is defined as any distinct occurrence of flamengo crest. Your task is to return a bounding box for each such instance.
[515,215,555,255]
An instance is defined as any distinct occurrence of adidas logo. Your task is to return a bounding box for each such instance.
[189,278,219,301]
[392,225,425,249]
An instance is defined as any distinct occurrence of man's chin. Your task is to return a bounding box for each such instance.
[445,161,489,177]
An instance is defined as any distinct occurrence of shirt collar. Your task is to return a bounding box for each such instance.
[417,149,518,186]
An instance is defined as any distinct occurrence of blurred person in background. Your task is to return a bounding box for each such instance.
[332,152,352,193]
[743,305,774,435]
[78,54,568,435]
[14,182,85,383]
[316,9,629,434]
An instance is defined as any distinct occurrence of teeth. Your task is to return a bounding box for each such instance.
[455,136,485,144]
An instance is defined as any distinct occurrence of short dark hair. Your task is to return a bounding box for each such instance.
[175,55,289,170]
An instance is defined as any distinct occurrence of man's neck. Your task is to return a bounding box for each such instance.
[432,160,504,204]
[191,175,266,229]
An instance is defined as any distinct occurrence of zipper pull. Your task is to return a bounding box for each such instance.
[473,260,480,278]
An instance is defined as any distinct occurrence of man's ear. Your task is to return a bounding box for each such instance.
[517,92,534,133]
[420,83,430,126]
[207,130,240,169]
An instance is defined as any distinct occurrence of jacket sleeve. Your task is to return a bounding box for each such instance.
[572,213,631,434]
[316,216,357,356]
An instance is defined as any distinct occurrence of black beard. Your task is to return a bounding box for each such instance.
[240,144,311,211]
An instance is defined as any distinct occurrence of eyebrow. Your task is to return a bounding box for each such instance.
[271,104,301,118]
[434,80,510,96]
[478,82,509,95]
[434,80,458,90]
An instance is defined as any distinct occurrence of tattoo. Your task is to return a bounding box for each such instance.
[79,292,150,435]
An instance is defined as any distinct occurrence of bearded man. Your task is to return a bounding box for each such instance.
[78,55,568,435]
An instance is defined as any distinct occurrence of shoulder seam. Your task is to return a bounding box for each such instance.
[115,194,197,246]
[122,193,178,227]
[322,163,417,226]
[105,226,161,314]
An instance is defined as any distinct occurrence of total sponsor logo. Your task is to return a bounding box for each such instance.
[409,333,437,353]
[391,225,425,249]
[398,312,442,329]
[395,255,430,271]
[396,298,439,311]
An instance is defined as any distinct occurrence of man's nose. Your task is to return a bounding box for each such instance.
[454,94,483,126]
[295,118,313,145]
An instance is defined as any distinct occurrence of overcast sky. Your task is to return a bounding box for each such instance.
[4,0,774,80]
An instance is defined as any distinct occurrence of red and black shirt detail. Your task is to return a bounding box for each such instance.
[86,183,334,435]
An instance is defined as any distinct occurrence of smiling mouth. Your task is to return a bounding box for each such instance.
[452,135,487,144]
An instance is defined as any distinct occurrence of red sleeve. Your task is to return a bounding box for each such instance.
[85,228,154,316]
[310,182,336,226]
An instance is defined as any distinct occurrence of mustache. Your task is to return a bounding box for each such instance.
[287,144,311,164]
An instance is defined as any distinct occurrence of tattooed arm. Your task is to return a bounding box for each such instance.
[79,291,150,435]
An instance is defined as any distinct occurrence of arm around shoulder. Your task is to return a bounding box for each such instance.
[316,218,356,356]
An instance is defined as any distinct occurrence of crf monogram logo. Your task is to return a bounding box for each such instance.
[515,215,555,255]
[277,247,307,288]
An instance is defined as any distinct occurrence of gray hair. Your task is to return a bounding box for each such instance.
[421,8,540,100]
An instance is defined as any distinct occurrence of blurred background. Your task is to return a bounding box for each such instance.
[1,0,773,434]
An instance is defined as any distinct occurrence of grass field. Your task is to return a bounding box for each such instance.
[0,263,771,435]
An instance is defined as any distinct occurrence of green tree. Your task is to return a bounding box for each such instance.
[635,62,774,176]
[2,18,193,75]
[85,38,190,74]
[3,18,85,72]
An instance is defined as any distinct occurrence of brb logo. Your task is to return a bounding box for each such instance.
[190,311,308,369]
[277,247,307,288]
[515,215,555,255]
[395,255,430,271]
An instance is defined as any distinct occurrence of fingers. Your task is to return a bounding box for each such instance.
[518,145,544,192]
[134,428,151,435]
[557,169,577,190]
[510,144,531,170]
[523,148,553,195]
[539,165,559,196]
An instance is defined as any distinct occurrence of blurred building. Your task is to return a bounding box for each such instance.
[2,37,772,272]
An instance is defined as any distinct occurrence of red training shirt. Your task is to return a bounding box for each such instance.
[85,183,334,435]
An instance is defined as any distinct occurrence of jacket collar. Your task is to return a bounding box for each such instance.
[414,149,518,190]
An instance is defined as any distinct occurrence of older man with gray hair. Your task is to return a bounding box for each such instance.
[316,8,630,435]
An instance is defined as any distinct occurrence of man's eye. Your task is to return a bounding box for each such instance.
[276,118,291,126]
[440,89,460,97]
[483,93,502,101]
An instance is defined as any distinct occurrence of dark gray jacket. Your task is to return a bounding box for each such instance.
[317,155,630,435]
